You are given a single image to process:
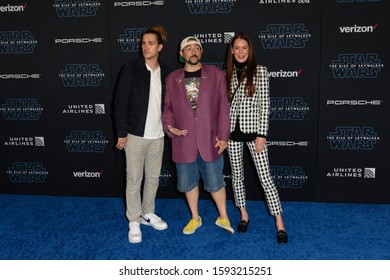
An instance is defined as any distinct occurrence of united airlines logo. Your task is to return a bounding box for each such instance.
[193,32,235,45]
[1,98,43,120]
[327,126,379,150]
[159,165,171,187]
[339,23,378,33]
[259,23,311,49]
[64,131,108,153]
[118,28,147,52]
[270,166,307,189]
[326,167,376,179]
[53,0,101,18]
[6,162,48,183]
[364,168,376,178]
[4,136,45,147]
[270,97,309,121]
[62,104,105,114]
[185,0,235,14]
[0,31,38,54]
[59,64,105,87]
[268,68,302,78]
[0,3,27,12]
[329,53,383,79]
[95,104,105,114]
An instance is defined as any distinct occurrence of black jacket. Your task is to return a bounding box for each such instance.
[114,58,171,138]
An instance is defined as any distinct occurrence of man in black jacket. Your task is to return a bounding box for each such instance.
[114,26,171,244]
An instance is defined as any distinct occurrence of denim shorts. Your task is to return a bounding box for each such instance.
[176,153,226,193]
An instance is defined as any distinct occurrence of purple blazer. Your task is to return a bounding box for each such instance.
[162,64,230,164]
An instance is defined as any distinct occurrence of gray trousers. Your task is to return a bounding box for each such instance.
[124,134,164,222]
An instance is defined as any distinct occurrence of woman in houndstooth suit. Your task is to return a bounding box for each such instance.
[225,33,288,243]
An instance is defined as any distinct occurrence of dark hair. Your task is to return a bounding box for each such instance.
[142,25,167,45]
[226,33,257,102]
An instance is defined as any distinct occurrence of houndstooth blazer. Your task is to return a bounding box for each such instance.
[229,65,270,137]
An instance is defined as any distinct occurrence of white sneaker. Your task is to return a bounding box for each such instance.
[140,213,168,230]
[128,222,142,243]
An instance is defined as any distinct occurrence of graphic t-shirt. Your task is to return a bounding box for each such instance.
[184,69,201,111]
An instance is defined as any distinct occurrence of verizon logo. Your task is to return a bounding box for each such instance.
[0,3,27,12]
[339,23,378,33]
[268,69,302,78]
[73,170,104,178]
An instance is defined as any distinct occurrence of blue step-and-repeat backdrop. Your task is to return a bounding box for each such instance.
[1,0,388,203]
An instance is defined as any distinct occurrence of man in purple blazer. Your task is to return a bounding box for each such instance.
[162,36,234,235]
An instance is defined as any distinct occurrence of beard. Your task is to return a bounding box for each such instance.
[186,55,200,65]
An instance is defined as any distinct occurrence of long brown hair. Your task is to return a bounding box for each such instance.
[226,33,257,102]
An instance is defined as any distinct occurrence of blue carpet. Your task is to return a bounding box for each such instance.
[0,194,389,260]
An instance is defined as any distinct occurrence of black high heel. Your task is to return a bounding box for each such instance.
[277,230,288,244]
[237,220,249,233]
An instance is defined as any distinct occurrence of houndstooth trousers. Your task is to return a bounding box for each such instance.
[227,140,282,216]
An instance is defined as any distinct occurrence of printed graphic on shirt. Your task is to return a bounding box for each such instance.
[185,77,200,110]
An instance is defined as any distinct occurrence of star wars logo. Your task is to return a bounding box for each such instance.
[118,28,147,52]
[6,162,48,183]
[1,98,43,120]
[270,97,309,121]
[185,0,235,14]
[64,131,108,153]
[259,23,310,49]
[327,126,379,150]
[59,64,104,87]
[330,53,383,79]
[270,166,307,189]
[53,0,100,18]
[0,31,37,54]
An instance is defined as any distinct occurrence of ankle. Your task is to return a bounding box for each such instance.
[241,215,249,222]
[192,216,200,222]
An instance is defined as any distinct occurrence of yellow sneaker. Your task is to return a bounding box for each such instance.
[183,217,202,235]
[215,217,234,234]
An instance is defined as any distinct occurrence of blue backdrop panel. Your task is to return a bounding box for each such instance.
[1,1,118,197]
[317,0,389,203]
